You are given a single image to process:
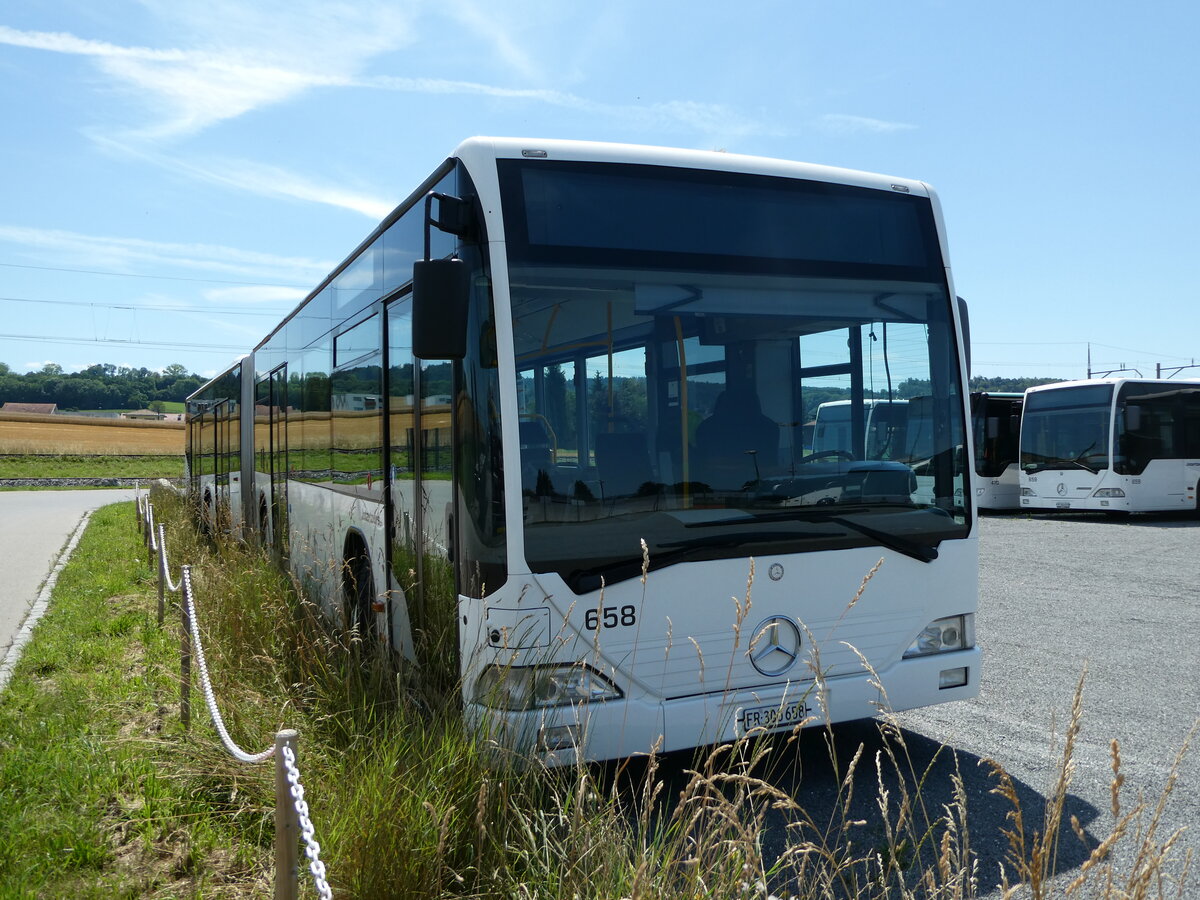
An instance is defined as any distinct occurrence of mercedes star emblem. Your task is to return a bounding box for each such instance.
[748,615,803,677]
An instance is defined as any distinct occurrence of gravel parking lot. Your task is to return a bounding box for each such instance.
[898,510,1200,893]
[663,509,1200,895]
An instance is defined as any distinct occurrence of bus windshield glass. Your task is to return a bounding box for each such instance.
[972,394,1023,478]
[499,159,969,591]
[1020,384,1113,474]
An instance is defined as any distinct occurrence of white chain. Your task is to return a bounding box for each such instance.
[181,566,276,764]
[160,505,333,896]
[282,744,334,899]
[157,524,181,593]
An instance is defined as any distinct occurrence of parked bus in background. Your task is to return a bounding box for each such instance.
[970,391,1024,510]
[1019,378,1200,514]
[810,399,908,460]
[187,137,979,764]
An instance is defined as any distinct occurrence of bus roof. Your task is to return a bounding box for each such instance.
[453,136,934,197]
[1025,377,1200,395]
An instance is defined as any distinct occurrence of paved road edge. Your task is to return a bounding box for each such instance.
[0,509,95,695]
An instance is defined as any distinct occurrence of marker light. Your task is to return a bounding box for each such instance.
[939,667,969,689]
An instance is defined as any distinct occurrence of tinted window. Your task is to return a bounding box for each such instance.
[499,159,940,280]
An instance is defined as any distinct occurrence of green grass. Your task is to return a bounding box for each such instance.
[0,455,183,479]
[0,504,265,897]
[0,491,1193,898]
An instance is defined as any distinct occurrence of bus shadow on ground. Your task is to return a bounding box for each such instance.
[609,718,1099,895]
[1012,510,1200,528]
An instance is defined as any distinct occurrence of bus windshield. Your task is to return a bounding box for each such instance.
[972,393,1023,478]
[499,159,968,590]
[1020,384,1113,474]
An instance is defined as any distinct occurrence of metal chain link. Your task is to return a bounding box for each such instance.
[181,566,276,764]
[157,523,181,593]
[282,744,334,900]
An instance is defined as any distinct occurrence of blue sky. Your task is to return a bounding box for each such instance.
[2,1,1197,381]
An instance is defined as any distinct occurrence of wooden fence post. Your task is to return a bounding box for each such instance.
[274,729,300,900]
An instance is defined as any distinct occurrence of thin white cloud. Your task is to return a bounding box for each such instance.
[203,285,310,305]
[0,25,187,61]
[88,134,394,219]
[815,114,917,136]
[2,17,771,146]
[0,5,416,141]
[367,75,773,138]
[0,225,333,283]
[440,0,542,81]
[176,158,395,220]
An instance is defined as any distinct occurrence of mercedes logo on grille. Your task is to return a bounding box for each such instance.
[747,615,803,677]
[1057,482,1067,496]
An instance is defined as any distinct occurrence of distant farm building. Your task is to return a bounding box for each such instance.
[123,409,168,420]
[1,402,58,415]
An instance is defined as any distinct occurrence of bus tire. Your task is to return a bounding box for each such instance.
[342,533,377,649]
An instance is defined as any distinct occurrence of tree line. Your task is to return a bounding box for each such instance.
[0,362,206,411]
[891,375,1065,399]
[0,358,1068,416]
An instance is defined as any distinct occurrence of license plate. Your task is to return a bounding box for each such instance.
[1056,501,1070,509]
[737,698,812,735]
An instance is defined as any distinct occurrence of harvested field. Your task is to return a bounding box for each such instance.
[0,413,184,455]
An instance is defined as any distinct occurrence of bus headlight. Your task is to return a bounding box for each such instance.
[1093,488,1125,498]
[904,615,970,658]
[473,664,622,710]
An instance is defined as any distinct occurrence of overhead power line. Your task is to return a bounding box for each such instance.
[0,294,286,317]
[0,332,246,353]
[0,260,311,289]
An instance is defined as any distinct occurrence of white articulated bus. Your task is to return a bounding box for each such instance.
[970,391,1023,510]
[187,137,979,764]
[1019,378,1200,514]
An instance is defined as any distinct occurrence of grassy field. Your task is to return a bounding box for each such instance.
[0,414,183,480]
[0,414,184,456]
[0,455,184,479]
[0,491,1192,898]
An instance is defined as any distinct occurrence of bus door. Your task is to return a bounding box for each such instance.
[268,365,288,555]
[387,294,458,682]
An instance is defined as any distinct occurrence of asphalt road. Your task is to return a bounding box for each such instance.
[628,510,1200,895]
[0,489,137,674]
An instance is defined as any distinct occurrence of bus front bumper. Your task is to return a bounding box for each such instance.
[465,646,981,766]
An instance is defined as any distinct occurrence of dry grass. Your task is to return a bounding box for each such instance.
[0,413,183,454]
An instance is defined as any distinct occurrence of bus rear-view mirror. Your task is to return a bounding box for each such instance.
[413,258,469,359]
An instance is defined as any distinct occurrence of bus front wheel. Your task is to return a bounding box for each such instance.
[342,535,377,650]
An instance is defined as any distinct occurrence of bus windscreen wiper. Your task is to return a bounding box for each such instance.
[810,514,938,563]
[564,529,841,592]
[682,510,938,563]
[1025,454,1097,474]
